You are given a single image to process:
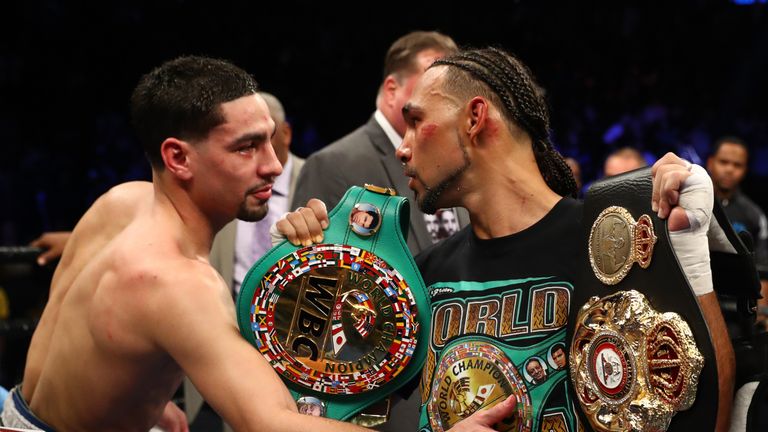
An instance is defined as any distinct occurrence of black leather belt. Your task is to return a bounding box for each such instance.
[567,167,717,431]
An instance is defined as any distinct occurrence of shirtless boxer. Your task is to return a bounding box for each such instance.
[1,56,382,432]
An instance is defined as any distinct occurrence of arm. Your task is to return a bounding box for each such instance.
[652,153,735,431]
[151,263,367,432]
[698,291,736,432]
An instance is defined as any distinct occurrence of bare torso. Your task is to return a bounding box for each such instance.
[21,179,368,432]
[21,181,227,431]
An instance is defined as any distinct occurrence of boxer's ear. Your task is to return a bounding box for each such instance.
[161,138,193,180]
[467,96,489,144]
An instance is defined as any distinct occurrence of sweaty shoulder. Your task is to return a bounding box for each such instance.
[92,181,154,222]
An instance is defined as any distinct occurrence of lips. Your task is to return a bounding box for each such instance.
[249,185,273,201]
[407,177,416,190]
[403,167,417,189]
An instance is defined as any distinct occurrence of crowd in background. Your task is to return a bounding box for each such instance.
[0,4,766,430]
[1,2,767,245]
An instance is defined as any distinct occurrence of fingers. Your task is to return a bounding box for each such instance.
[179,407,190,432]
[651,153,692,219]
[446,395,518,432]
[482,394,518,427]
[659,171,691,219]
[651,152,687,211]
[275,199,329,247]
[157,401,189,432]
[29,231,71,265]
[650,152,687,177]
[667,206,691,232]
[36,249,59,266]
[305,199,329,229]
[29,236,45,248]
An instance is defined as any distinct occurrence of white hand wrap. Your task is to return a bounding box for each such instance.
[668,163,715,296]
[270,212,291,247]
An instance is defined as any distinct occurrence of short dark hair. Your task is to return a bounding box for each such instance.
[382,31,458,81]
[130,55,259,168]
[711,136,748,160]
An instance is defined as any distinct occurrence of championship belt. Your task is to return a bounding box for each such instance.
[567,167,717,431]
[237,185,429,424]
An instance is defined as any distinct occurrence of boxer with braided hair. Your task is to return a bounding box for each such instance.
[278,46,733,430]
[431,47,577,199]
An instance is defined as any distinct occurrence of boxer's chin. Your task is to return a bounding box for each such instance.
[238,202,268,222]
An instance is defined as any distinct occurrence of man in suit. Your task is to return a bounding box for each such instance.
[291,31,469,256]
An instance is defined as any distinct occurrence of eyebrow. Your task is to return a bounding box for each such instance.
[231,130,271,147]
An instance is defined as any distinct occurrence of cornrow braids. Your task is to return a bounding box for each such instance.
[432,48,578,198]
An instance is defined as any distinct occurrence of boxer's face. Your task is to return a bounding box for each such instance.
[397,66,471,214]
[193,94,282,222]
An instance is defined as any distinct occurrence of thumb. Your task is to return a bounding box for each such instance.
[667,207,690,232]
[482,394,518,426]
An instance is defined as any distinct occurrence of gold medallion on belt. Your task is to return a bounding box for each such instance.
[248,244,419,395]
[569,290,703,431]
[588,206,657,285]
[427,341,533,432]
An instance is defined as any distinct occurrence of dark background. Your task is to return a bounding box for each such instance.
[2,0,768,244]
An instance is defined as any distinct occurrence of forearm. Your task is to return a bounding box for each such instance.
[698,292,735,432]
[266,410,371,432]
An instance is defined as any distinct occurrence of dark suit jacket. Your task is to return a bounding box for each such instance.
[292,115,469,255]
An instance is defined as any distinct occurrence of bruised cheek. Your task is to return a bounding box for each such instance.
[419,123,438,140]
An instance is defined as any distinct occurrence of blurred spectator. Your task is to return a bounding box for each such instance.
[706,136,768,326]
[603,146,648,177]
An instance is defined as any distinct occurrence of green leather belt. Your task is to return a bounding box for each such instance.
[237,185,430,422]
